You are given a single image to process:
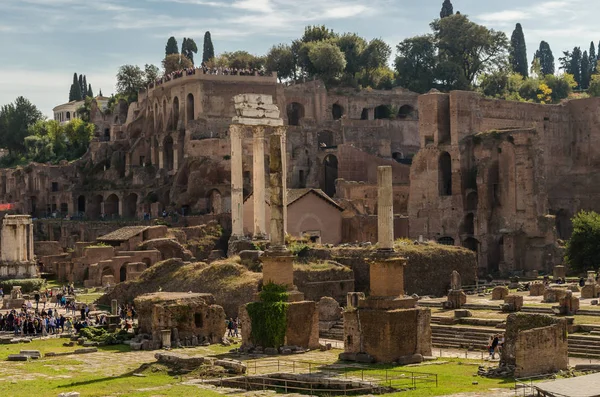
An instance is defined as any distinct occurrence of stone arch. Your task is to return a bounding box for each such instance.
[463,213,474,235]
[142,257,151,267]
[287,102,304,126]
[162,99,167,120]
[332,103,343,120]
[206,189,222,214]
[77,195,86,214]
[317,130,335,148]
[104,128,110,140]
[102,266,114,277]
[438,236,455,246]
[554,209,572,240]
[321,154,338,198]
[172,97,179,129]
[119,263,128,283]
[124,193,138,219]
[374,105,391,120]
[439,152,452,196]
[186,93,194,123]
[397,105,415,119]
[466,191,478,211]
[89,195,103,220]
[164,135,174,171]
[463,237,479,252]
[392,152,404,162]
[66,111,71,120]
[105,194,120,217]
[360,108,369,120]
[488,161,500,207]
[114,115,119,124]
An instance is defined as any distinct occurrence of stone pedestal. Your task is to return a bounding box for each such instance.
[369,255,407,298]
[529,283,545,296]
[445,290,467,309]
[161,329,172,349]
[261,250,295,290]
[111,299,118,315]
[553,265,566,280]
[503,295,524,312]
[581,284,599,299]
[491,286,509,300]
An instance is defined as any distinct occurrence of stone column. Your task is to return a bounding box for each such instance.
[278,126,288,235]
[100,202,105,217]
[252,126,266,239]
[111,299,118,315]
[158,145,164,170]
[118,198,123,217]
[230,124,245,238]
[377,166,394,250]
[269,133,286,248]
[173,144,179,171]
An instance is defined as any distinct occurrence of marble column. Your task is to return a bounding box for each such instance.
[276,126,288,235]
[378,166,394,250]
[158,145,164,170]
[118,198,123,217]
[230,124,245,238]
[173,144,179,171]
[269,133,285,248]
[252,126,266,239]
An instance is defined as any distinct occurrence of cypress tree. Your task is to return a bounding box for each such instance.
[440,0,453,18]
[581,50,591,89]
[535,41,555,76]
[570,47,582,87]
[69,73,82,101]
[590,42,597,75]
[99,89,103,97]
[88,84,94,98]
[78,74,84,97]
[165,37,179,56]
[82,75,88,98]
[202,31,215,63]
[509,23,528,77]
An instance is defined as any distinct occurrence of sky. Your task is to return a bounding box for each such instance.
[0,0,597,117]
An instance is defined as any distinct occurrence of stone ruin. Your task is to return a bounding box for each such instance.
[2,285,25,309]
[444,270,467,309]
[500,313,568,378]
[236,94,320,351]
[491,286,509,300]
[0,215,37,279]
[340,166,432,364]
[133,292,226,350]
[581,270,600,299]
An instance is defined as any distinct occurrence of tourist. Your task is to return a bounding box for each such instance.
[579,277,586,287]
[488,334,499,360]
[233,318,239,337]
[227,318,234,337]
[0,287,3,298]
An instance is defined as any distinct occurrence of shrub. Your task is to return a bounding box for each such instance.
[246,283,288,348]
[0,279,46,293]
[565,211,600,272]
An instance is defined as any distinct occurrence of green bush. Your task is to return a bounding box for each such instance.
[565,211,600,272]
[246,283,288,348]
[79,327,133,345]
[0,279,46,293]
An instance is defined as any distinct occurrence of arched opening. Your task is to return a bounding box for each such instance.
[555,209,572,240]
[186,93,194,123]
[119,264,128,283]
[101,267,114,277]
[77,195,86,214]
[66,111,71,120]
[164,136,174,171]
[360,108,369,120]
[438,237,455,246]
[104,128,110,141]
[317,130,334,149]
[397,105,415,119]
[392,152,404,162]
[463,237,479,253]
[105,194,120,218]
[90,195,103,220]
[124,193,138,219]
[321,154,338,198]
[207,189,222,214]
[374,105,391,120]
[172,97,179,129]
[332,104,343,120]
[439,152,452,196]
[287,102,305,126]
[194,313,204,328]
[463,213,474,235]
[466,191,478,212]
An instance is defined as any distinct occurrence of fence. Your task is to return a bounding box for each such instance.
[202,359,438,395]
[514,374,556,397]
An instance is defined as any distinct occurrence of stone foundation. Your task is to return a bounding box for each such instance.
[445,290,467,309]
[0,262,37,279]
[529,283,545,296]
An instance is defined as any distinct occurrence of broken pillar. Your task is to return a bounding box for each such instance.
[0,215,37,278]
[445,270,467,309]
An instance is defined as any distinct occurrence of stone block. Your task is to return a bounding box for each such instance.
[503,295,524,312]
[553,265,566,280]
[529,283,545,296]
[58,393,81,397]
[581,284,598,299]
[19,350,41,359]
[454,309,472,318]
[214,359,247,374]
[543,288,568,303]
[7,354,29,361]
[397,354,423,365]
[264,347,278,355]
[155,352,205,368]
[317,296,342,322]
[446,290,467,309]
[74,348,98,354]
[491,286,509,300]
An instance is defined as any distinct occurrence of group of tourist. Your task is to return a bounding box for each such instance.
[226,317,239,338]
[118,303,137,321]
[0,307,72,335]
[486,333,505,360]
[147,64,272,90]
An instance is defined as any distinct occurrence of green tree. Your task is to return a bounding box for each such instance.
[360,38,391,87]
[144,64,160,86]
[440,0,454,18]
[202,31,215,63]
[78,75,84,98]
[589,74,600,96]
[69,73,83,102]
[265,44,295,82]
[432,14,508,87]
[165,36,179,56]
[590,42,597,75]
[82,75,88,98]
[162,54,193,74]
[87,84,93,98]
[565,211,600,272]
[581,50,591,89]
[509,23,528,77]
[336,33,367,76]
[307,40,347,83]
[301,25,337,43]
[534,41,555,76]
[116,65,145,103]
[394,35,437,93]
[0,97,43,155]
[544,73,575,102]
[181,38,198,65]
[214,51,265,70]
[560,47,582,87]
[479,69,509,98]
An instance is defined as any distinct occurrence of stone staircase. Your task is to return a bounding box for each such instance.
[431,324,600,359]
[320,320,344,340]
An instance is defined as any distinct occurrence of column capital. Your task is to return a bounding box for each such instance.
[230,124,245,136]
[273,125,287,136]
[252,125,266,137]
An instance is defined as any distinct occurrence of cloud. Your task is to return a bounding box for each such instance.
[474,0,580,26]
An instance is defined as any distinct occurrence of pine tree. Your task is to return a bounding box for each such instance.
[534,41,555,76]
[69,73,82,101]
[440,0,453,18]
[590,42,597,75]
[82,75,88,98]
[509,23,528,77]
[582,50,591,89]
[570,47,583,87]
[165,36,179,56]
[202,31,215,63]
[181,37,198,65]
[88,84,94,98]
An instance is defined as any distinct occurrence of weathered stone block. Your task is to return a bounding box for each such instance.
[317,296,342,322]
[7,354,28,361]
[503,295,524,312]
[491,286,509,300]
[543,288,568,303]
[581,284,598,299]
[529,283,545,296]
[397,354,423,365]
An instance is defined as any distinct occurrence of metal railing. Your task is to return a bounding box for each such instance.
[514,374,556,397]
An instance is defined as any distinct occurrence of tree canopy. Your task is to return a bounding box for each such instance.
[202,31,215,63]
[0,97,43,155]
[165,37,178,56]
[565,211,600,272]
[534,41,555,76]
[182,38,198,65]
[440,0,454,18]
[162,54,193,74]
[509,23,528,77]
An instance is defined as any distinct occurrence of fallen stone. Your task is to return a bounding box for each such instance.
[130,342,142,351]
[74,348,98,354]
[155,352,205,368]
[82,341,99,347]
[575,364,600,371]
[214,359,246,374]
[58,392,81,397]
[355,353,375,363]
[592,300,599,306]
[19,350,41,359]
[397,354,423,365]
[454,309,472,318]
[7,354,29,361]
[264,347,278,355]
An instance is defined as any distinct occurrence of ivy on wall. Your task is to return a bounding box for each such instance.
[246,283,288,348]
